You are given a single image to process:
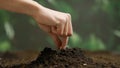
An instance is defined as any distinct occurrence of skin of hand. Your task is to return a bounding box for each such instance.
[0,0,73,49]
[34,7,73,49]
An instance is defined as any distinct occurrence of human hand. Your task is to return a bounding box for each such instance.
[38,24,68,49]
[0,0,72,49]
[33,7,73,49]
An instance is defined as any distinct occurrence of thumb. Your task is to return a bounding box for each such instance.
[49,33,62,49]
[60,36,69,49]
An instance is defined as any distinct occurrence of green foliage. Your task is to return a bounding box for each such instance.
[0,0,120,51]
[68,33,106,51]
[0,40,11,52]
[4,22,15,40]
[114,30,120,38]
[116,45,120,51]
[84,34,106,51]
[0,10,13,52]
[69,32,82,48]
[46,36,59,49]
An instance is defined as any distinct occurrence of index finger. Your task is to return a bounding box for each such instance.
[49,33,62,49]
[67,14,73,36]
[60,36,69,49]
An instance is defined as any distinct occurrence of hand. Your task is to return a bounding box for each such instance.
[33,6,73,49]
[38,24,69,49]
[0,0,72,49]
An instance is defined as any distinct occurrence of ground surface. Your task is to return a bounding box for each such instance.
[0,48,120,68]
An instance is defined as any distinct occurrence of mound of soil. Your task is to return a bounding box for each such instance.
[0,47,120,68]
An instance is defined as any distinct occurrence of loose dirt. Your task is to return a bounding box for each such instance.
[0,48,120,68]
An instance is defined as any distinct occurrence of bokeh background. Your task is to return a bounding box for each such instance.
[0,0,120,52]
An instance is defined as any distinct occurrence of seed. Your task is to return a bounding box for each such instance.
[83,63,87,66]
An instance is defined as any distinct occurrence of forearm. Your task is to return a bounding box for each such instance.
[0,0,43,16]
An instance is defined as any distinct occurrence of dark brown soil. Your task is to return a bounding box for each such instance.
[0,48,120,68]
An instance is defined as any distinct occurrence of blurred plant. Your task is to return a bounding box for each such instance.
[114,30,120,37]
[0,0,120,52]
[69,32,82,48]
[4,22,15,40]
[46,36,55,49]
[113,30,120,51]
[0,40,11,52]
[0,10,13,52]
[46,32,82,48]
[116,45,120,51]
[69,33,106,51]
[47,32,106,51]
[83,34,106,51]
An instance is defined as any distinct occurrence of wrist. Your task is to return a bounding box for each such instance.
[28,1,44,17]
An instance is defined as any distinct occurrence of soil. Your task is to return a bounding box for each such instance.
[0,47,120,68]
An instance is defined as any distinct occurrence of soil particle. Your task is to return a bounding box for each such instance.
[31,48,94,68]
[0,47,120,68]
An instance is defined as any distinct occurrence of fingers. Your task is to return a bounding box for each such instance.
[67,14,73,36]
[59,14,72,49]
[38,23,62,49]
[51,26,56,34]
[38,23,69,50]
[56,23,65,36]
[38,13,73,50]
[50,13,72,50]
[51,13,73,36]
[49,33,68,50]
[63,16,68,36]
[59,13,73,36]
[60,36,69,49]
[49,33,62,49]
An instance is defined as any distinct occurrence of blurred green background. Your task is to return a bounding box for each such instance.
[0,0,120,52]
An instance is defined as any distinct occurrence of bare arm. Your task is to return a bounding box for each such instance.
[0,0,73,49]
[0,0,43,16]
